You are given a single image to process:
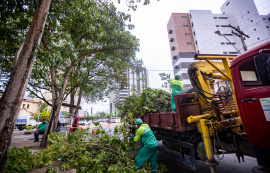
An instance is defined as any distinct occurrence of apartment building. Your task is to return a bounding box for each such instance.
[167,0,270,88]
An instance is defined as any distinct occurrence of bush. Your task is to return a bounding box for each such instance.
[33,111,50,121]
[4,118,167,173]
[115,87,171,116]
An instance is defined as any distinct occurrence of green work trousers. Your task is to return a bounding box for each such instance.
[135,146,159,172]
[171,93,179,112]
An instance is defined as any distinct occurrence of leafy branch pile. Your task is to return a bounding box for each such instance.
[115,87,171,116]
[4,120,167,173]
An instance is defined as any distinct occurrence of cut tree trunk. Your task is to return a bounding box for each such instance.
[0,0,52,172]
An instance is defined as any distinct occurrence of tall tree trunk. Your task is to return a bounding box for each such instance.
[0,0,52,171]
[69,90,76,115]
[74,89,82,115]
[40,64,75,147]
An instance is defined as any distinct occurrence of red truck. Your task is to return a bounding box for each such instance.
[128,42,270,173]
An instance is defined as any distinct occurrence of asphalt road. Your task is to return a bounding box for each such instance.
[60,123,257,173]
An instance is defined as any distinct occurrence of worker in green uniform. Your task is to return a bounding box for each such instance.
[170,75,183,112]
[132,119,158,172]
[132,119,159,172]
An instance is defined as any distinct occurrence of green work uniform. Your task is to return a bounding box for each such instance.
[170,79,183,112]
[133,124,158,172]
[37,122,48,133]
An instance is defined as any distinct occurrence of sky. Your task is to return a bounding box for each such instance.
[84,0,270,114]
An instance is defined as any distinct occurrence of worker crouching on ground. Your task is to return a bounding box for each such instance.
[170,74,183,112]
[132,119,159,172]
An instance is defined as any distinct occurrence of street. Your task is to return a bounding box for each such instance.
[10,122,257,173]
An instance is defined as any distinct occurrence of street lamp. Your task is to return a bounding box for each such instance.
[214,30,241,54]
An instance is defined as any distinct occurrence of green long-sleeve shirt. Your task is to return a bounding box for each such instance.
[133,124,158,148]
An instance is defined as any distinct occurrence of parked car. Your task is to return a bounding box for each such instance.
[15,116,37,130]
[79,120,90,126]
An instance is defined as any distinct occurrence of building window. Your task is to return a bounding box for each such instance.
[186,25,188,27]
[171,47,175,50]
[190,14,192,18]
[187,42,189,45]
[213,17,217,19]
[257,38,260,40]
[185,33,187,36]
[197,50,200,54]
[254,28,256,31]
[170,38,174,42]
[195,41,198,45]
[188,33,190,35]
[223,52,228,54]
[193,32,196,36]
[192,23,193,27]
[218,17,228,19]
[266,26,269,28]
[174,65,179,69]
[27,104,30,109]
[221,25,230,27]
[183,25,185,27]
[173,56,177,59]
[221,42,225,45]
[216,25,220,27]
[263,18,265,20]
[190,42,192,45]
[226,2,230,6]
[169,30,172,34]
[251,20,253,22]
[23,104,25,108]
[247,11,250,13]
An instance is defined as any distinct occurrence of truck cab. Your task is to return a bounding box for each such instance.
[231,41,270,166]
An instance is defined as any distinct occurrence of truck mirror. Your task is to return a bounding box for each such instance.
[254,51,270,85]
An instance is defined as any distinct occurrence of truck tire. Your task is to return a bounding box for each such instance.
[19,126,24,131]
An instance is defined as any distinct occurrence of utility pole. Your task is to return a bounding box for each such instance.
[229,24,249,51]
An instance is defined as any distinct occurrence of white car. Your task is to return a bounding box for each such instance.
[79,120,90,126]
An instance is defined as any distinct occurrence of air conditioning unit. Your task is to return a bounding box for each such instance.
[170,38,174,42]
[169,30,173,34]
[171,46,175,51]
[173,56,177,60]
[174,65,179,69]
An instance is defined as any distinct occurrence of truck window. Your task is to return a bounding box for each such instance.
[239,59,263,88]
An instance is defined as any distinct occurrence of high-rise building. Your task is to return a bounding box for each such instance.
[109,67,148,115]
[167,0,270,88]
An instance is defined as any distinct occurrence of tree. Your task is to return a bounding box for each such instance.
[159,73,172,93]
[28,0,139,147]
[96,111,107,119]
[105,113,113,119]
[33,111,50,121]
[0,0,52,170]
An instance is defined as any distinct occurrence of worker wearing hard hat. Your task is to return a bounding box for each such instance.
[132,119,158,172]
[170,74,183,112]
